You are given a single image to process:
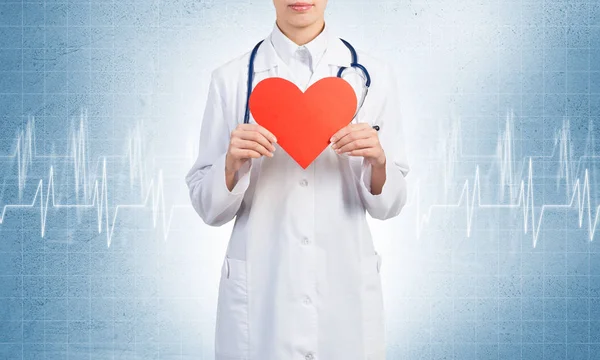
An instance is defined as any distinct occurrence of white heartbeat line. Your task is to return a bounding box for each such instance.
[0,110,192,248]
[0,161,190,248]
[410,111,600,247]
[1,110,153,202]
[1,109,599,247]
[413,159,600,247]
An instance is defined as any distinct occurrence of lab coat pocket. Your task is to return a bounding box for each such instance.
[361,252,386,359]
[215,255,249,359]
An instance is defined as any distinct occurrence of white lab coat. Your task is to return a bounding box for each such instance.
[186,27,409,360]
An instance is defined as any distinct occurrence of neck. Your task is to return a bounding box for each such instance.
[276,18,325,46]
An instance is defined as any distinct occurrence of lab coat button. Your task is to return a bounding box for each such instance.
[301,236,310,245]
[299,179,308,187]
[303,296,312,305]
[305,353,314,360]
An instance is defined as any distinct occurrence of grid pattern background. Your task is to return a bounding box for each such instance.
[0,0,599,359]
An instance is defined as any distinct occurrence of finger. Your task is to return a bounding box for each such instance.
[236,130,277,152]
[330,123,371,143]
[332,128,373,150]
[240,123,277,143]
[347,148,373,157]
[235,138,274,158]
[337,137,377,154]
[231,147,262,159]
[329,124,353,143]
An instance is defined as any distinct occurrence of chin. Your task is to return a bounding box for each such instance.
[287,15,319,28]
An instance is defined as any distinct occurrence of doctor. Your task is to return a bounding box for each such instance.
[185,1,409,359]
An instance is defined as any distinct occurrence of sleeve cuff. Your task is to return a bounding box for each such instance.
[359,157,399,197]
[358,157,407,219]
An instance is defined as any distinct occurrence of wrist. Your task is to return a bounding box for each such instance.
[225,166,236,192]
[224,154,236,176]
[371,154,386,169]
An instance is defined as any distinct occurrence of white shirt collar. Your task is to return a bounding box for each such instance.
[269,22,329,72]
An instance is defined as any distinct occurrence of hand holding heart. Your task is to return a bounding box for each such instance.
[225,123,277,175]
[248,76,385,169]
[249,77,357,169]
[330,123,386,167]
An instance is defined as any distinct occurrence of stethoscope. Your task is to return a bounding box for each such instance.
[243,38,379,132]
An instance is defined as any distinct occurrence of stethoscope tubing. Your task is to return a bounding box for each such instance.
[243,37,375,130]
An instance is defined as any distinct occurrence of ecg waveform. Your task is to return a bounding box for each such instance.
[413,111,600,246]
[414,159,599,247]
[0,111,187,248]
[0,110,598,247]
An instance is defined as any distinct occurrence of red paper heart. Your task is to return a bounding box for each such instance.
[249,77,357,169]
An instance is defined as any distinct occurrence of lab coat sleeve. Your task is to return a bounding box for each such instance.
[185,70,253,227]
[357,63,410,220]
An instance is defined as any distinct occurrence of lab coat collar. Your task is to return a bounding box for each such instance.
[252,23,352,73]
[269,21,328,72]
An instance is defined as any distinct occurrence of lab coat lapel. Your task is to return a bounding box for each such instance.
[306,30,352,88]
[252,37,278,73]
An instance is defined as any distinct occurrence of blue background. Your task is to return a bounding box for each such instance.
[1,0,600,359]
